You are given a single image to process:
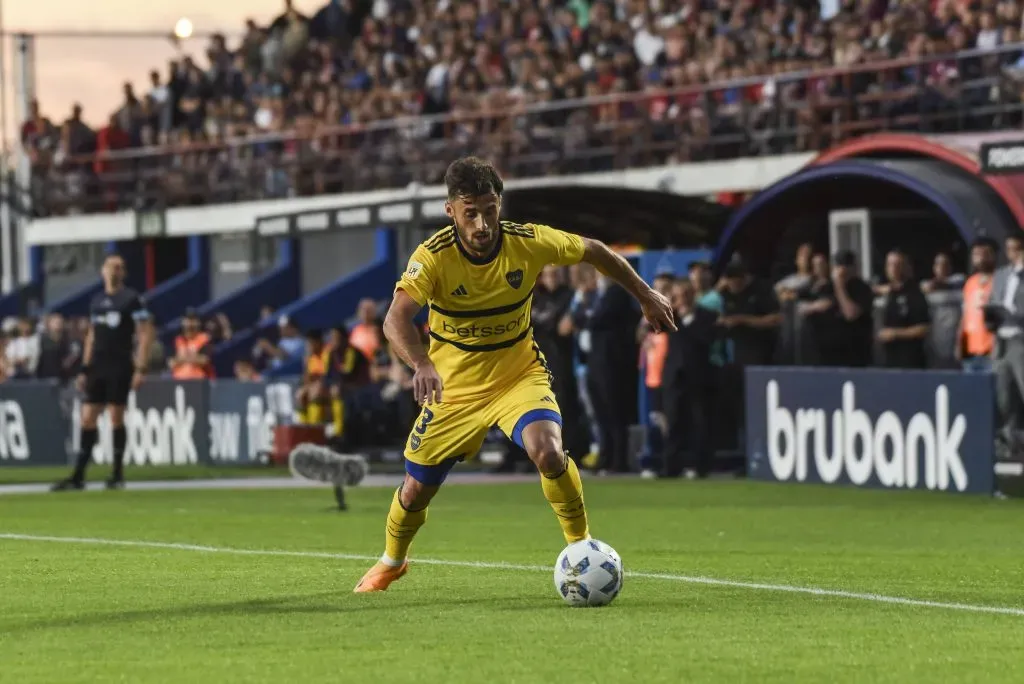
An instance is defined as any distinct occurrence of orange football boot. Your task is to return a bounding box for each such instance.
[353,561,409,593]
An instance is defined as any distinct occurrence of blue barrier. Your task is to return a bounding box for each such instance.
[745,366,995,495]
[0,379,70,466]
[211,228,397,377]
[160,238,300,349]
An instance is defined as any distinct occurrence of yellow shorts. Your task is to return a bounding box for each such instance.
[404,367,561,485]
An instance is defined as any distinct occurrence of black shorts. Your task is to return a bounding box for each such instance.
[85,367,133,406]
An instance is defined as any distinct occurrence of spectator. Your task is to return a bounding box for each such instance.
[775,243,814,302]
[296,330,330,425]
[662,277,718,480]
[533,265,589,464]
[169,309,215,379]
[690,260,728,366]
[324,326,371,440]
[327,326,370,387]
[719,260,781,452]
[958,238,998,372]
[254,315,305,369]
[565,262,602,468]
[205,312,234,344]
[5,317,40,380]
[799,250,875,367]
[581,271,640,474]
[35,313,74,381]
[21,99,58,173]
[878,250,931,369]
[991,234,1024,457]
[720,261,782,367]
[349,298,383,361]
[142,334,167,376]
[636,269,675,478]
[0,332,8,383]
[921,252,966,293]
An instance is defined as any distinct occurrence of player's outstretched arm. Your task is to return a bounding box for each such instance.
[581,237,676,333]
[384,289,442,404]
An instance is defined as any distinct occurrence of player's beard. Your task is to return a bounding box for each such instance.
[457,221,497,256]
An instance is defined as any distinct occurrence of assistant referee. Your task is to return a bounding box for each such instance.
[52,254,154,491]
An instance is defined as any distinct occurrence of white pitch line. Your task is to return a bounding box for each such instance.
[1,532,1022,618]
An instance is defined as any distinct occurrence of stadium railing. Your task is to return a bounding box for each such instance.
[24,41,1024,217]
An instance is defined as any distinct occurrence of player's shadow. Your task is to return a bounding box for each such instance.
[1,592,555,635]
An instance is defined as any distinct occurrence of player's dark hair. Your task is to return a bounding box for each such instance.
[445,157,504,200]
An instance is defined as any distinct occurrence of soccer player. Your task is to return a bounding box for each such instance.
[353,157,675,592]
[52,254,154,491]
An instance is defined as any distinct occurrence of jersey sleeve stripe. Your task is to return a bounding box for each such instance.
[428,326,532,352]
[424,227,455,250]
[429,287,535,319]
[427,236,457,253]
[501,226,536,238]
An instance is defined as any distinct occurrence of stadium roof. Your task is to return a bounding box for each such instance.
[501,186,731,250]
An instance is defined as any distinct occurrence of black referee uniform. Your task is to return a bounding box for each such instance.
[56,286,150,490]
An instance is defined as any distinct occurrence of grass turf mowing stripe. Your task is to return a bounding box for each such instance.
[2,532,1023,618]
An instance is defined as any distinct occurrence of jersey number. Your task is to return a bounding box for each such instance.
[409,407,435,450]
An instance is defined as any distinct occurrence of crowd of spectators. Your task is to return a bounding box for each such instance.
[19,0,1024,215]
[0,312,168,384]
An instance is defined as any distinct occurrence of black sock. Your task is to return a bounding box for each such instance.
[112,426,127,481]
[71,428,99,483]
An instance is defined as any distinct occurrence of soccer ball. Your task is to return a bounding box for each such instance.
[553,539,623,607]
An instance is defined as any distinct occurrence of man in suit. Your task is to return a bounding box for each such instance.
[584,272,640,473]
[661,278,719,479]
[532,265,589,464]
[987,235,1024,456]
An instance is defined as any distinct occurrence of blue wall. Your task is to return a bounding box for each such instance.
[215,228,398,378]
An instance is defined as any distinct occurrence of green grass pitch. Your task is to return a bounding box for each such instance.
[2,478,1024,683]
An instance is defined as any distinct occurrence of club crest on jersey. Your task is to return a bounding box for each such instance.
[505,269,524,289]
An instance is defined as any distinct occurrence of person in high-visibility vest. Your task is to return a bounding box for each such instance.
[169,309,214,380]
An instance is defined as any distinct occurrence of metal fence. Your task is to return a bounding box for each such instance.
[25,41,1024,216]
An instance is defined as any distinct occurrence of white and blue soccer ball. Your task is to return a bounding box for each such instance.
[553,539,623,607]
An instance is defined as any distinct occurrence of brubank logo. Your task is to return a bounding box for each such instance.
[765,380,968,491]
[0,400,29,460]
[83,387,198,465]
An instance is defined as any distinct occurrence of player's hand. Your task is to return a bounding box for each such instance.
[131,370,145,391]
[640,288,676,333]
[412,360,443,405]
[75,373,87,394]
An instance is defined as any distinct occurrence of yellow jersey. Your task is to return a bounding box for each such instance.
[395,221,585,402]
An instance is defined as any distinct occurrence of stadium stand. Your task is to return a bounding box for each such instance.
[20,0,1024,215]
